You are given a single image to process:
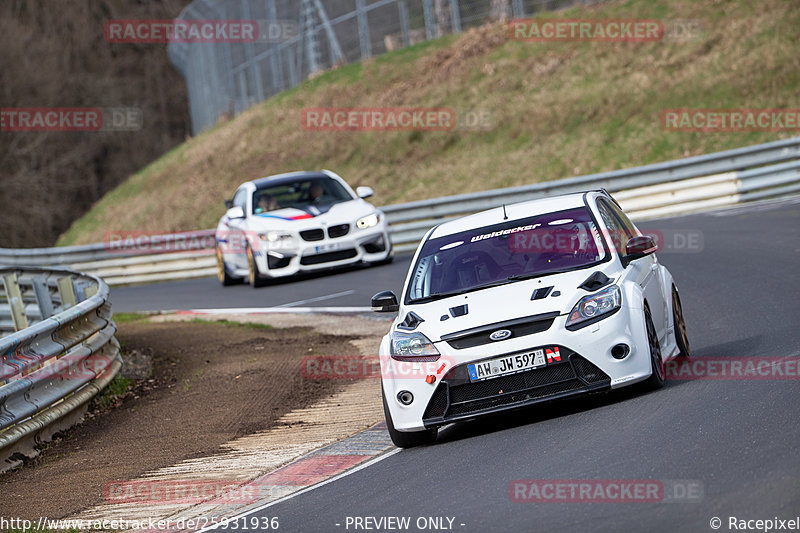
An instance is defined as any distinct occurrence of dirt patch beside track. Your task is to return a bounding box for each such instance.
[0,318,374,520]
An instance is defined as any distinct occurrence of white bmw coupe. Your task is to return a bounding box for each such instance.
[372,190,690,447]
[216,170,392,287]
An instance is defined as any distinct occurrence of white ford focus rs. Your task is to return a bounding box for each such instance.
[215,170,392,287]
[372,190,690,447]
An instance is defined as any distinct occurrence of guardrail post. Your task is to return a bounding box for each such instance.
[1,273,28,332]
[31,276,55,319]
[73,280,90,303]
[57,277,77,309]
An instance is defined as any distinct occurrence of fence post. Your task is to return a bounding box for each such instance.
[237,70,249,110]
[286,46,299,87]
[2,273,28,332]
[356,0,372,59]
[313,0,346,65]
[512,0,525,18]
[240,0,265,101]
[302,0,322,74]
[398,0,410,46]
[450,0,462,33]
[267,0,284,91]
[423,0,435,40]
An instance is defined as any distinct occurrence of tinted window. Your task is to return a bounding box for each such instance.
[597,198,638,255]
[596,200,626,255]
[406,207,607,303]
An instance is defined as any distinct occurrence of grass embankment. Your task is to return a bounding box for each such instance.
[58,0,799,245]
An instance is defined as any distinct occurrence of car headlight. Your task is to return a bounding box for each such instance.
[357,213,380,229]
[389,331,440,359]
[260,232,294,245]
[566,285,621,329]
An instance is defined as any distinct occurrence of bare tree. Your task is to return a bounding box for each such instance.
[0,0,191,247]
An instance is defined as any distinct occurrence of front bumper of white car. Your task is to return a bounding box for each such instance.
[252,223,391,278]
[381,302,652,432]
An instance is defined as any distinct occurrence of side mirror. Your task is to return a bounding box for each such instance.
[356,186,374,199]
[226,206,245,220]
[622,235,657,267]
[371,290,399,313]
[224,199,233,209]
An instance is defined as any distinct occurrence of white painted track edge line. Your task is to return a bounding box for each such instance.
[139,306,374,315]
[276,290,356,308]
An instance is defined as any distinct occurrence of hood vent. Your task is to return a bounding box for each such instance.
[531,286,553,300]
[449,304,469,317]
[578,271,612,292]
[397,311,424,331]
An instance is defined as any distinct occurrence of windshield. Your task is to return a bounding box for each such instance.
[252,177,354,215]
[406,207,607,303]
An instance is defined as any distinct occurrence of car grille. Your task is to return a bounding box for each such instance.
[300,249,358,265]
[300,229,324,241]
[422,350,610,424]
[441,312,559,349]
[327,224,350,238]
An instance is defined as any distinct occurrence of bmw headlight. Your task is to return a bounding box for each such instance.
[566,285,621,330]
[258,231,294,248]
[260,231,294,243]
[357,213,380,229]
[389,331,440,359]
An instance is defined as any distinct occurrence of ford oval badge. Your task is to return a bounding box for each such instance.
[489,329,512,341]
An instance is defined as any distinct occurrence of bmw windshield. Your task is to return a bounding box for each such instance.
[406,207,608,303]
[252,177,354,215]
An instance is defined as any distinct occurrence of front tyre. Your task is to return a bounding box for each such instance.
[216,245,238,286]
[246,244,268,288]
[643,305,665,390]
[382,385,437,448]
[672,286,691,358]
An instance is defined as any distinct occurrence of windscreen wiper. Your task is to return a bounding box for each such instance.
[506,267,578,282]
[410,279,516,303]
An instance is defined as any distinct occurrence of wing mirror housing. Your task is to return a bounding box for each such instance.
[224,199,233,209]
[356,186,374,199]
[226,206,245,219]
[622,235,657,267]
[371,290,399,313]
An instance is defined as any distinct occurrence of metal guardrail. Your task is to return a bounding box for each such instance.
[0,136,798,282]
[0,267,120,472]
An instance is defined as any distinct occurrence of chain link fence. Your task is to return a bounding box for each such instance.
[168,0,596,135]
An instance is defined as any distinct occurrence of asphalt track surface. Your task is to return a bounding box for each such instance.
[111,198,800,533]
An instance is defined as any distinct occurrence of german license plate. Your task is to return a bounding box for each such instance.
[468,349,546,382]
[313,242,342,254]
